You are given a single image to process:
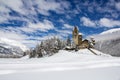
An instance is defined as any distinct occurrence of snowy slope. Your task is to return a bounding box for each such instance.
[0,38,28,56]
[0,49,120,80]
[93,28,120,56]
[100,28,120,35]
[93,28,120,41]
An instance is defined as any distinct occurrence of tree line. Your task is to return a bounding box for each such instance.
[24,36,72,58]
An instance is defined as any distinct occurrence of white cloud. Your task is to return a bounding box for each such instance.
[59,19,64,23]
[34,0,70,15]
[80,17,96,27]
[21,19,55,32]
[0,5,10,23]
[29,20,55,31]
[0,5,10,13]
[0,15,8,23]
[0,29,27,41]
[81,17,120,28]
[63,24,73,29]
[37,0,60,11]
[76,0,119,18]
[0,0,28,23]
[0,0,25,14]
[115,2,120,11]
[0,0,70,24]
[55,29,72,35]
[99,18,120,27]
[0,28,41,48]
[0,18,56,48]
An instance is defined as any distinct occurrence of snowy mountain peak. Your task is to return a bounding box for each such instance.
[92,28,120,42]
[0,38,28,52]
[100,28,120,35]
[94,28,120,57]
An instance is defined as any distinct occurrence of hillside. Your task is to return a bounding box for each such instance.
[0,38,28,58]
[93,28,120,56]
[0,49,120,80]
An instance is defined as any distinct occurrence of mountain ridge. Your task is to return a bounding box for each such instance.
[0,38,28,57]
[94,28,120,56]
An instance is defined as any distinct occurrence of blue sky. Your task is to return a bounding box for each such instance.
[0,0,120,47]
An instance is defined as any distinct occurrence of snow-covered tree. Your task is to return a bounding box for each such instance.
[29,49,35,58]
[27,36,67,58]
[66,36,71,47]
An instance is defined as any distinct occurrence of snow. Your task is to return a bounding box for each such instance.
[79,32,82,35]
[0,49,120,80]
[100,28,120,35]
[0,38,28,51]
[90,28,120,42]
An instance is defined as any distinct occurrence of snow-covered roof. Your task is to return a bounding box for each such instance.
[79,33,82,35]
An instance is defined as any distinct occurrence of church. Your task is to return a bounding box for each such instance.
[72,26,95,50]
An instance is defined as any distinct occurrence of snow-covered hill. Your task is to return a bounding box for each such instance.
[100,28,120,35]
[93,28,120,56]
[0,49,120,80]
[0,38,28,57]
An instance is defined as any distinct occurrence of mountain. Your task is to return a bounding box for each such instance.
[0,38,28,58]
[94,28,120,57]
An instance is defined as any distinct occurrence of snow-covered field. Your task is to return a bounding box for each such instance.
[0,49,120,80]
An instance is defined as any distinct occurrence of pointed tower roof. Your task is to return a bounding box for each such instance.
[73,26,79,33]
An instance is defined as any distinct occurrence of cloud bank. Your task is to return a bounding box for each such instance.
[80,17,120,28]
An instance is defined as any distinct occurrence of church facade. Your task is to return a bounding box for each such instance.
[72,26,95,49]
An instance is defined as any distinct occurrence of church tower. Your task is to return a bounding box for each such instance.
[72,26,95,50]
[78,33,82,45]
[72,26,79,46]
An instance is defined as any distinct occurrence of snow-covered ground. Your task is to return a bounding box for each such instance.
[0,49,120,80]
